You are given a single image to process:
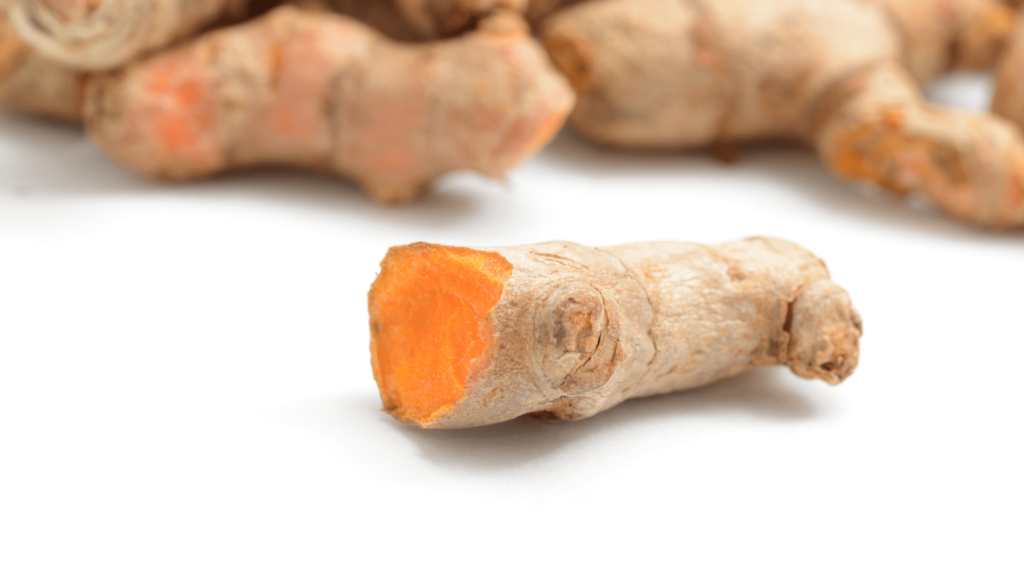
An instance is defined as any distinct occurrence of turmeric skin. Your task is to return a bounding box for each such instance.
[0,8,86,121]
[369,238,862,429]
[8,0,250,70]
[994,17,1024,135]
[542,0,1024,228]
[83,6,575,203]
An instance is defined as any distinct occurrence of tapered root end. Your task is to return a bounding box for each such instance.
[368,244,513,426]
[786,280,863,386]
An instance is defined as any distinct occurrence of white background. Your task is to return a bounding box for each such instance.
[1,74,1021,575]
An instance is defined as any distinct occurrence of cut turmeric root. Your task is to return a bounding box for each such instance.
[541,0,1024,228]
[0,8,86,121]
[83,6,575,203]
[8,0,250,70]
[369,238,862,429]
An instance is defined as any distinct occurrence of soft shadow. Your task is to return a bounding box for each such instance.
[0,113,491,228]
[542,129,1024,244]
[736,143,1009,240]
[539,129,721,179]
[196,167,490,229]
[393,367,821,471]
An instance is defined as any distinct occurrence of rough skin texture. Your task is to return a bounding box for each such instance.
[542,0,1024,228]
[0,8,86,121]
[83,6,575,203]
[8,0,250,70]
[369,238,862,429]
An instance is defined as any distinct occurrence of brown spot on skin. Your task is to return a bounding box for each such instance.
[527,395,592,420]
[544,33,594,92]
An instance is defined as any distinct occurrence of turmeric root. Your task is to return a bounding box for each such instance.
[368,237,862,429]
[83,6,574,203]
[7,0,250,70]
[542,0,1024,228]
[0,8,86,121]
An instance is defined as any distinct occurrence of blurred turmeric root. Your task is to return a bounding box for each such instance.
[84,6,575,202]
[0,8,86,121]
[8,0,251,70]
[369,237,862,429]
[542,0,1024,229]
[994,17,1024,133]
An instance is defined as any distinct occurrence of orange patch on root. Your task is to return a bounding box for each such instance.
[145,58,216,159]
[369,244,513,424]
[828,112,967,197]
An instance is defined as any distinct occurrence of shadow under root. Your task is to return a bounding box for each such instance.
[394,367,824,471]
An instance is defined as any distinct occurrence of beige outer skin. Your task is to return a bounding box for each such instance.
[8,0,249,71]
[409,238,862,429]
[541,0,1024,228]
[0,8,85,121]
[994,18,1024,129]
[816,62,1024,228]
[84,7,575,203]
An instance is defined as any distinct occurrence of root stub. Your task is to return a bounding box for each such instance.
[368,238,863,429]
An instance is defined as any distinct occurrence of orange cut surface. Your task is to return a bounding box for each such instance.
[368,244,513,424]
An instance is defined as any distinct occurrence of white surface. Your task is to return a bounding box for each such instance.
[1,74,1022,575]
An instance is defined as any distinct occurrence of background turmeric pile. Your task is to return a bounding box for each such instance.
[541,0,1024,228]
[3,0,1023,424]
[4,0,1024,225]
[0,0,576,201]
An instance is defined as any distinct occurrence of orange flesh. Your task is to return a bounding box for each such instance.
[368,244,513,424]
[145,59,211,146]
